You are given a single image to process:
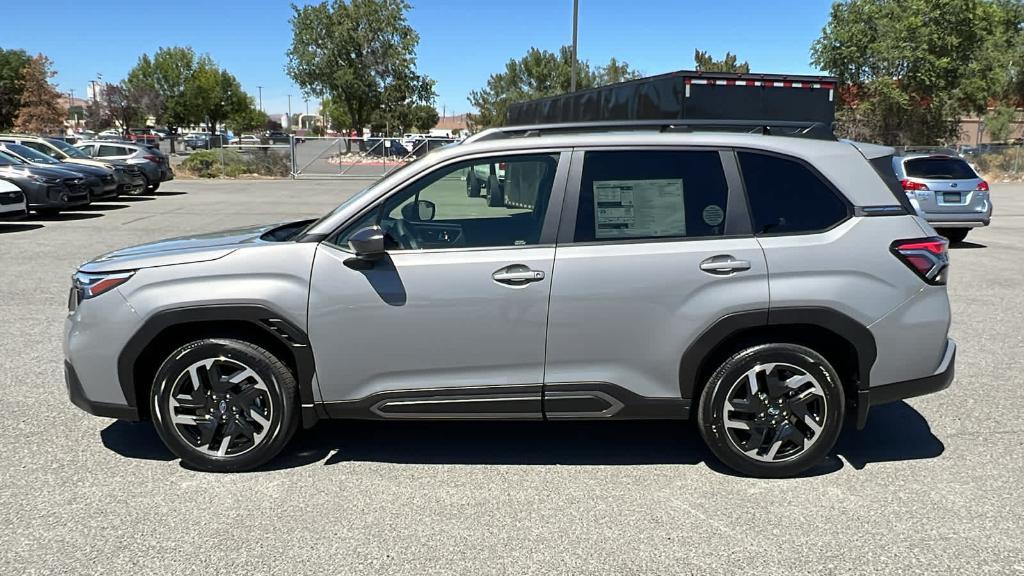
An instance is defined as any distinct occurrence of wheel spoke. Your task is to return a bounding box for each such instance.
[229,368,257,385]
[740,422,769,454]
[216,435,232,456]
[195,418,218,447]
[248,406,270,429]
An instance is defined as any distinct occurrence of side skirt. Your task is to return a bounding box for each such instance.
[318,382,689,421]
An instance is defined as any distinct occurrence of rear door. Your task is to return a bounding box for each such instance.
[543,148,769,409]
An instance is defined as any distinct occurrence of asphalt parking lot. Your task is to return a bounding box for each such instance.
[1,179,1022,574]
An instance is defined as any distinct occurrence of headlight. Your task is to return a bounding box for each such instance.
[33,175,62,184]
[72,271,135,300]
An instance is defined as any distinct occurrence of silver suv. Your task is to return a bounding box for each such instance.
[893,152,992,244]
[64,122,956,477]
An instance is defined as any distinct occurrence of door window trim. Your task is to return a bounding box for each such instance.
[556,146,755,246]
[324,149,572,254]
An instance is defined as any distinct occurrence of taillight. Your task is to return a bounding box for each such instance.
[143,155,160,163]
[977,180,989,191]
[901,179,929,191]
[891,237,948,285]
[498,162,507,170]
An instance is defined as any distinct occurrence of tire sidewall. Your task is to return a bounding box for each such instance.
[698,343,845,478]
[150,338,297,472]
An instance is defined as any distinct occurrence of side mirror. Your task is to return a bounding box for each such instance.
[347,225,386,261]
[400,199,435,222]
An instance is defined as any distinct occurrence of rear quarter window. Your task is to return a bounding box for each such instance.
[737,152,849,235]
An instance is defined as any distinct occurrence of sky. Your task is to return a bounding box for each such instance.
[2,0,836,118]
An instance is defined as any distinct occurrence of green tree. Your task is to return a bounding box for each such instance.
[184,57,251,136]
[811,0,1018,145]
[468,46,640,128]
[694,50,750,73]
[126,47,202,152]
[985,105,1017,142]
[14,54,65,135]
[227,100,267,134]
[0,48,31,131]
[286,0,436,137]
[321,96,352,133]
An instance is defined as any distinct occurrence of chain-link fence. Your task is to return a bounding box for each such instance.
[290,136,457,179]
[961,143,1023,180]
[173,144,292,178]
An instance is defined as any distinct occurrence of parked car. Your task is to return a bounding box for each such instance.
[127,128,160,146]
[0,150,90,215]
[0,135,143,196]
[364,138,409,157]
[64,120,956,477]
[96,129,123,141]
[265,131,292,145]
[75,141,174,193]
[0,142,119,200]
[0,178,27,220]
[892,152,992,244]
[184,133,229,150]
[227,134,261,149]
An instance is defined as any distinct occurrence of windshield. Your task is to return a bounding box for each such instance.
[904,157,978,180]
[0,151,24,166]
[47,138,90,159]
[6,143,60,164]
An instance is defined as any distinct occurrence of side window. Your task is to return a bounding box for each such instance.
[738,152,849,235]
[75,145,95,157]
[23,141,57,159]
[339,154,559,251]
[574,150,729,242]
[97,145,122,157]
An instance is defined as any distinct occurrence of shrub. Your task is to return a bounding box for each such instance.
[179,149,291,178]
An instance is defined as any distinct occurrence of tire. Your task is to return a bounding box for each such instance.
[697,343,844,478]
[936,228,968,244]
[150,338,299,472]
[147,181,161,193]
[485,174,504,207]
[466,170,482,198]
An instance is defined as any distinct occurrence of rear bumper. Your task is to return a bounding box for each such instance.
[65,361,139,421]
[856,338,955,428]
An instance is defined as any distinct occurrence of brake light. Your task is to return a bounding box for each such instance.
[977,180,989,191]
[498,162,507,170]
[901,179,929,191]
[143,155,160,163]
[890,237,948,285]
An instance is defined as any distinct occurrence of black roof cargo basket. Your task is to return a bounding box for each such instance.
[503,69,838,140]
[467,119,836,143]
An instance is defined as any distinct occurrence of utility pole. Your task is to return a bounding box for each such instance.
[287,94,292,131]
[570,0,579,93]
[257,86,264,111]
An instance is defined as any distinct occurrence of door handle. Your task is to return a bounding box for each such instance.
[699,255,751,275]
[492,265,545,285]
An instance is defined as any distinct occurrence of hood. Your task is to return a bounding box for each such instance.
[0,164,86,179]
[80,222,286,273]
[64,158,118,170]
[54,162,113,177]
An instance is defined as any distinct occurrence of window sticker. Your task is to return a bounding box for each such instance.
[702,204,725,226]
[593,179,685,238]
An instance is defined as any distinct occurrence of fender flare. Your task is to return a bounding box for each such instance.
[116,304,320,426]
[678,306,877,400]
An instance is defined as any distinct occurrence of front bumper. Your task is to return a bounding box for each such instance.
[855,338,956,428]
[65,361,139,420]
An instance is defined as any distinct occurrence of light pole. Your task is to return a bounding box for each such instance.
[570,0,579,93]
[257,86,264,111]
[287,94,292,131]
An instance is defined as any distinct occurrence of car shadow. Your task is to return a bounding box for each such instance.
[154,191,187,196]
[0,222,44,234]
[949,241,986,249]
[99,401,943,477]
[116,196,155,202]
[27,211,103,221]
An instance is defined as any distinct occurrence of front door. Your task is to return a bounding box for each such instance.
[308,151,568,417]
[544,149,769,410]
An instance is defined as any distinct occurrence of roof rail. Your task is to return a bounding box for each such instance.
[464,119,836,144]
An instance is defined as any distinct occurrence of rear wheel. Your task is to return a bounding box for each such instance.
[150,338,299,472]
[146,181,161,193]
[936,228,968,244]
[698,343,844,478]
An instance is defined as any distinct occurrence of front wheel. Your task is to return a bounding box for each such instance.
[936,228,968,244]
[146,181,161,193]
[150,338,299,472]
[698,343,844,478]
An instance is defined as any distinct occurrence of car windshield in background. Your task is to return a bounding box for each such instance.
[0,151,24,166]
[6,143,60,164]
[904,157,978,180]
[47,138,90,159]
